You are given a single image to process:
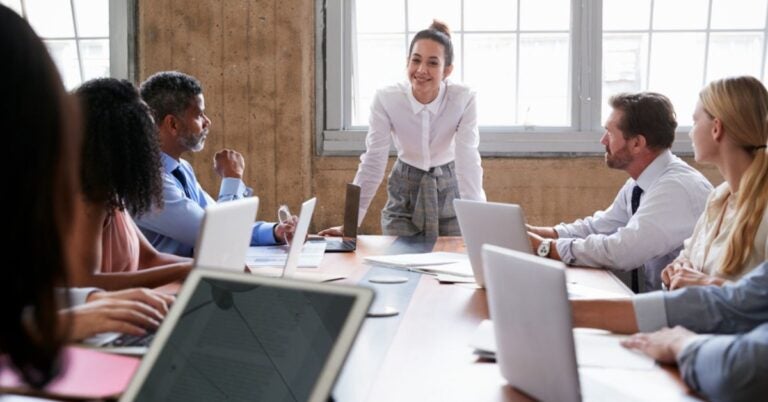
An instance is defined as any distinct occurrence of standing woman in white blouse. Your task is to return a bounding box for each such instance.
[322,20,486,237]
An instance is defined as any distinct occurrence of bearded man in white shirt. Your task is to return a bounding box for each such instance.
[528,92,713,292]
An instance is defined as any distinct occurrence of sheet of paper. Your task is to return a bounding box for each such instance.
[416,260,474,277]
[364,252,467,268]
[435,273,477,284]
[567,283,631,299]
[574,329,657,370]
[468,322,656,371]
[246,241,326,268]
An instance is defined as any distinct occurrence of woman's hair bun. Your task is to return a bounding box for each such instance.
[429,19,451,38]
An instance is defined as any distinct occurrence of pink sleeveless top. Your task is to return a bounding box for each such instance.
[100,209,140,273]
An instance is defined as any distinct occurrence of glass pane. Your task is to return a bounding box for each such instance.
[518,33,570,126]
[463,34,516,126]
[602,34,649,122]
[710,0,767,29]
[603,0,651,31]
[408,0,460,33]
[355,0,405,33]
[25,0,75,38]
[73,0,109,37]
[648,33,707,126]
[706,33,763,83]
[45,39,80,89]
[464,0,517,31]
[519,0,570,31]
[353,34,407,126]
[0,0,23,16]
[79,39,110,81]
[652,0,708,30]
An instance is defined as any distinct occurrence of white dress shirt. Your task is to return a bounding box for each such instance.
[353,80,486,224]
[554,150,713,290]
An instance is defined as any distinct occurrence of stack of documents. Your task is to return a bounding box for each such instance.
[363,252,474,277]
[246,241,327,268]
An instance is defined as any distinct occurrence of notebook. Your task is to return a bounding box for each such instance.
[324,183,360,252]
[454,200,533,287]
[119,268,374,402]
[482,245,640,401]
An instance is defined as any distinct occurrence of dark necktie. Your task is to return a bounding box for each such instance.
[630,185,644,293]
[631,185,644,215]
[171,167,192,198]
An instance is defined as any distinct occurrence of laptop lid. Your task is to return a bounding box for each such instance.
[120,268,374,402]
[482,245,581,402]
[283,197,316,278]
[194,197,259,272]
[342,183,361,239]
[454,200,532,287]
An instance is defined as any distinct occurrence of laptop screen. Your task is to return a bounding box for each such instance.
[126,274,365,401]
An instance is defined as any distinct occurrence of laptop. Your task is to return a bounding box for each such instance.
[454,200,533,287]
[324,183,360,252]
[482,245,631,402]
[120,268,374,402]
[194,197,260,271]
[89,198,261,349]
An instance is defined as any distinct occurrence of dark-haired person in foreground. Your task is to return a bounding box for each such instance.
[571,261,768,402]
[528,93,713,292]
[71,77,193,290]
[0,4,170,388]
[134,71,295,258]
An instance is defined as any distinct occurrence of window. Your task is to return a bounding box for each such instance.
[320,0,768,155]
[1,0,134,90]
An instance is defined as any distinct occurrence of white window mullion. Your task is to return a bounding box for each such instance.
[325,0,344,131]
[701,0,714,86]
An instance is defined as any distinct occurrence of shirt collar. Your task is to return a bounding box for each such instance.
[635,149,673,190]
[407,80,446,115]
[161,152,181,173]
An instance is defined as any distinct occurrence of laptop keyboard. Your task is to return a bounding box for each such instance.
[106,331,156,347]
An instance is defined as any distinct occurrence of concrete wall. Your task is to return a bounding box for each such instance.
[137,0,723,234]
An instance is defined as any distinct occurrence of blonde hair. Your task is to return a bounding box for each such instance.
[699,75,768,276]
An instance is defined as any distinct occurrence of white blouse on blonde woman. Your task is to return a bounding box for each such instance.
[352,80,486,224]
[678,182,768,281]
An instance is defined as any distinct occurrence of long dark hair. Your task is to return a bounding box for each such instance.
[77,78,164,217]
[0,5,76,387]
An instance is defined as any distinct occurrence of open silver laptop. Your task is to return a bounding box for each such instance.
[454,200,532,287]
[324,183,360,253]
[483,245,636,402]
[120,269,374,402]
[194,197,260,271]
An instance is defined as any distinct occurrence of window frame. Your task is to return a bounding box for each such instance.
[317,0,763,156]
[6,0,135,86]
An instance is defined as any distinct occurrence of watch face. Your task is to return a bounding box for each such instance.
[537,241,550,257]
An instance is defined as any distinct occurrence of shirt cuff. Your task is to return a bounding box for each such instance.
[219,177,250,199]
[252,222,280,246]
[554,225,569,238]
[632,292,669,332]
[555,238,577,265]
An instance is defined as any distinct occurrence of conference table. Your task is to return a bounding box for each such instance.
[301,235,699,402]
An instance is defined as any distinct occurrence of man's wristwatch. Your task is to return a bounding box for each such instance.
[537,239,552,258]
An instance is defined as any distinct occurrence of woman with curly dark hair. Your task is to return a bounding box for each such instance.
[71,78,193,290]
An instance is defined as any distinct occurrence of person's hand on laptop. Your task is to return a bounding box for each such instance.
[525,224,558,239]
[620,326,696,364]
[62,288,174,341]
[318,225,343,237]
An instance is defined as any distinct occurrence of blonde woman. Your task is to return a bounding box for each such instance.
[662,76,768,289]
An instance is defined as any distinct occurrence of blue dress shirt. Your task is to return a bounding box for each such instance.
[134,153,278,257]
